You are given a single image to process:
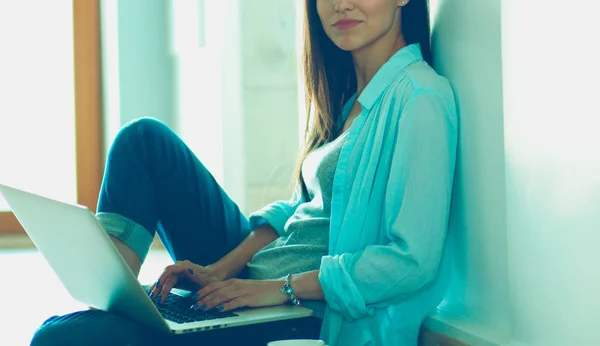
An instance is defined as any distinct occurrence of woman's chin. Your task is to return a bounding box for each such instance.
[331,38,365,52]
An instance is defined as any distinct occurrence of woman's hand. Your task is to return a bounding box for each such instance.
[149,260,224,304]
[191,278,287,312]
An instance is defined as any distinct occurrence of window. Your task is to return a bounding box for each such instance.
[100,0,302,216]
[0,1,103,233]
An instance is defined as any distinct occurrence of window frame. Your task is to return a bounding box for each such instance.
[0,0,103,234]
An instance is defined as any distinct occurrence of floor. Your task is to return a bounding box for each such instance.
[0,249,172,345]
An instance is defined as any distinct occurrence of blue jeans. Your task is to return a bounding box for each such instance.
[30,118,320,346]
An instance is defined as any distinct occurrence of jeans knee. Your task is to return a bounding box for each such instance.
[109,117,172,157]
[119,117,169,143]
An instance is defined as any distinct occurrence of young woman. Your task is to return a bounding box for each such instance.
[31,0,457,345]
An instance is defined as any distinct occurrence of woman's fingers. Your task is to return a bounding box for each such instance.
[151,272,171,299]
[197,278,233,298]
[194,280,239,311]
[220,297,247,312]
[149,278,162,299]
[192,293,228,312]
[182,265,207,286]
[151,263,183,299]
[150,260,206,302]
[157,276,177,304]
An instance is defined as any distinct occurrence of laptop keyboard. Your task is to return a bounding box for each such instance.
[146,289,237,324]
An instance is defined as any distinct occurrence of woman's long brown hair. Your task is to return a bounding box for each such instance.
[295,0,432,190]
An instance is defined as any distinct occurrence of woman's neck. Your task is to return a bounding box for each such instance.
[352,34,407,97]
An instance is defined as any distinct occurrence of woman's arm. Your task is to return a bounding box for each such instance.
[150,224,279,303]
[192,269,325,312]
[213,185,307,280]
[153,187,306,300]
[290,270,324,301]
[212,224,279,280]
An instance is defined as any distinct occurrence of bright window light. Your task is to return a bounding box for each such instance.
[0,2,77,210]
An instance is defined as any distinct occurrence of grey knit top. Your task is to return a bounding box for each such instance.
[247,131,349,281]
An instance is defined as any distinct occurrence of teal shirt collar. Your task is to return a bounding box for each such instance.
[358,43,423,110]
[338,44,424,130]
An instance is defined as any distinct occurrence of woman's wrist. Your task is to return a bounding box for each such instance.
[209,257,245,281]
[280,274,301,305]
[290,270,324,301]
[211,225,279,281]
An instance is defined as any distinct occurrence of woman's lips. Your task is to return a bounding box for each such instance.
[333,19,362,30]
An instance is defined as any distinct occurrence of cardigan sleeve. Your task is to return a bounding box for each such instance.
[248,184,306,237]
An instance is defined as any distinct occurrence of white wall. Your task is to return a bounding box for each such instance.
[431,0,600,344]
[430,0,510,340]
[502,1,600,345]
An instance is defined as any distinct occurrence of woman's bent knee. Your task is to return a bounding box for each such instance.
[108,117,175,161]
[117,117,171,144]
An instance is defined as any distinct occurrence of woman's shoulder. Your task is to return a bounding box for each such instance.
[390,61,456,109]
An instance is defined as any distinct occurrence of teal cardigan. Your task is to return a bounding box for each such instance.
[250,44,458,346]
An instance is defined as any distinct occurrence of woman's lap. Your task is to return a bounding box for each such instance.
[31,310,322,346]
[30,311,152,346]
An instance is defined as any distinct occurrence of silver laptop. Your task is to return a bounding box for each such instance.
[0,183,313,334]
